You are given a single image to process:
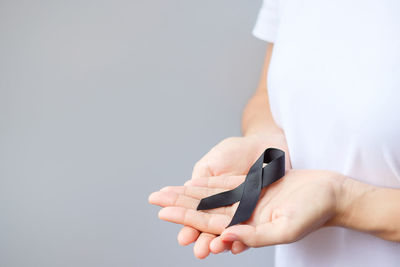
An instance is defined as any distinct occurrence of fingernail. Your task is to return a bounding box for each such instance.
[222,233,238,242]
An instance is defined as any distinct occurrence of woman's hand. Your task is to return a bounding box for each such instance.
[149,169,346,252]
[191,133,291,179]
[179,133,291,258]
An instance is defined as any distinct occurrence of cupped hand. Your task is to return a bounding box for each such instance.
[181,133,291,258]
[149,169,346,253]
[191,133,291,179]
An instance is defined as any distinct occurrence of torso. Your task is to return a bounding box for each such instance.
[267,0,400,266]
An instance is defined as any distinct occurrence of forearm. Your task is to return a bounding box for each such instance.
[242,88,281,136]
[333,177,400,242]
[241,43,282,137]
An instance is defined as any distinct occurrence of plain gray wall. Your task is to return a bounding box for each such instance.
[0,0,274,266]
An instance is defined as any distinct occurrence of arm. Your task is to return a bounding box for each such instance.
[150,43,400,250]
[172,43,292,258]
[151,169,400,252]
[241,43,291,170]
[333,178,400,242]
[243,44,400,241]
[241,43,282,137]
[242,43,400,242]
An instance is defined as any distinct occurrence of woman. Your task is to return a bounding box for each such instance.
[149,0,400,266]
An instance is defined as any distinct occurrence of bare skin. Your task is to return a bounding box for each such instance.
[149,43,400,258]
[175,43,290,258]
[180,132,291,258]
[149,168,400,253]
[150,169,344,248]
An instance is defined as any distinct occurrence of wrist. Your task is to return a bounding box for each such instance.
[243,123,283,139]
[243,129,291,170]
[328,175,375,228]
[244,128,285,145]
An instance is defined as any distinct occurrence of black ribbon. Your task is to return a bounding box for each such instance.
[196,148,285,227]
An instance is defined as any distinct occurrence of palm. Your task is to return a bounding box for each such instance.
[241,175,333,238]
[192,135,291,178]
[149,169,341,248]
[193,136,267,177]
[151,134,291,258]
[220,170,340,247]
[186,134,290,256]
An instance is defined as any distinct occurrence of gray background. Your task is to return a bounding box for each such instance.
[0,0,273,266]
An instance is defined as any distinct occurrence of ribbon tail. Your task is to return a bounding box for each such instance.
[197,183,244,210]
[226,161,263,227]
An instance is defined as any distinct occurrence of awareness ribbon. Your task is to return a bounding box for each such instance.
[196,148,285,227]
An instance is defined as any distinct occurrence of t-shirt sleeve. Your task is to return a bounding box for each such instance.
[252,0,279,43]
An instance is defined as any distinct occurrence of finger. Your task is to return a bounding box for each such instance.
[149,191,199,210]
[177,226,200,246]
[185,175,245,189]
[192,160,213,179]
[150,191,235,216]
[221,218,288,247]
[231,241,249,255]
[209,235,232,254]
[193,233,215,259]
[160,185,228,200]
[158,206,230,235]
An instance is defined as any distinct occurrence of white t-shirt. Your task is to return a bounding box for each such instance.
[252,0,400,266]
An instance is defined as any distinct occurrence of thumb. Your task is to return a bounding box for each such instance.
[191,159,213,179]
[220,222,286,247]
[220,225,259,247]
